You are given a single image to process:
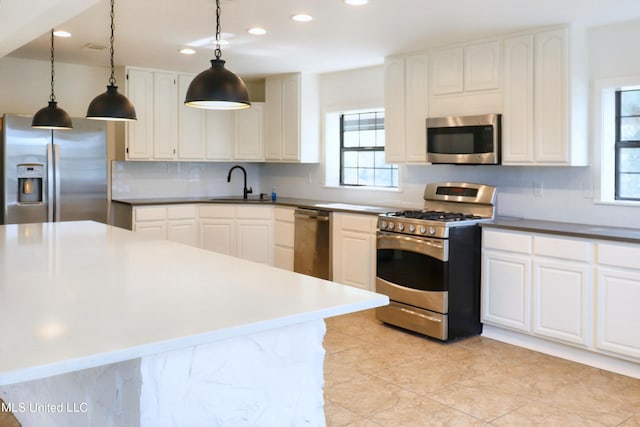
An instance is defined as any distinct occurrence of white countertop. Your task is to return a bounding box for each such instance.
[0,221,388,386]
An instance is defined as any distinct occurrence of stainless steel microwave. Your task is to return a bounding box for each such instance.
[426,114,501,165]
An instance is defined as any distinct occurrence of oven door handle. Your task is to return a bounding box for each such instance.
[377,232,448,262]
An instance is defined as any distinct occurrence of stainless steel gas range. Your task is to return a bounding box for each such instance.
[375,182,497,341]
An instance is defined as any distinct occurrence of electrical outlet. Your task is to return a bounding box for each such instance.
[533,181,543,197]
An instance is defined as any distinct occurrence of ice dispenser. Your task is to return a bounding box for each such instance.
[17,164,44,204]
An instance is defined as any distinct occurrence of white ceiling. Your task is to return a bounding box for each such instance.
[6,0,640,82]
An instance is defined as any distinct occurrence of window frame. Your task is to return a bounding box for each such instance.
[614,89,640,201]
[338,110,398,188]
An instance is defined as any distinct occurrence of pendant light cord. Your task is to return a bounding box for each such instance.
[109,0,116,86]
[49,29,56,102]
[215,0,222,60]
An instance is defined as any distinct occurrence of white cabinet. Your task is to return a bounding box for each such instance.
[234,103,264,161]
[430,41,500,95]
[596,242,640,360]
[133,205,197,246]
[125,68,178,160]
[502,26,588,165]
[532,236,592,347]
[332,213,377,291]
[273,207,295,271]
[198,205,273,265]
[265,73,320,163]
[199,205,236,256]
[177,73,206,160]
[205,110,234,160]
[482,229,532,332]
[384,53,429,164]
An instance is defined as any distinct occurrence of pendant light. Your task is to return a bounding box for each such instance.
[184,0,250,110]
[86,0,136,121]
[32,29,73,130]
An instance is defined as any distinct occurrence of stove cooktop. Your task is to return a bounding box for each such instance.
[385,210,484,222]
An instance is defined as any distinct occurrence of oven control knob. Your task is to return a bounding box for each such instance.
[380,221,387,229]
[388,222,395,230]
[429,226,436,235]
[419,226,427,234]
[409,224,416,233]
[398,224,405,231]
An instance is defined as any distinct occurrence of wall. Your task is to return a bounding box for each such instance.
[260,20,640,228]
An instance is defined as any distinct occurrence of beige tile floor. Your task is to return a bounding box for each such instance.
[323,309,640,426]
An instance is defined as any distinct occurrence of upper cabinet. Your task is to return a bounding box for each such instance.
[125,69,264,162]
[384,53,429,164]
[502,27,588,166]
[265,73,320,163]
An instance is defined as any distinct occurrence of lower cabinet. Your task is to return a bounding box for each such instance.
[332,212,377,291]
[482,227,640,363]
[199,205,236,256]
[133,205,197,246]
[273,207,295,271]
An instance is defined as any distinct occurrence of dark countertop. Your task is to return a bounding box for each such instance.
[482,217,640,244]
[111,196,397,216]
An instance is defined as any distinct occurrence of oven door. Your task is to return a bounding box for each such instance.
[375,231,449,313]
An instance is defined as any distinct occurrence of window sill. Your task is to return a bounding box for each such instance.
[323,184,402,193]
[594,199,640,208]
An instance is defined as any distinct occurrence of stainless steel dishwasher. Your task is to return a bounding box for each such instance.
[293,208,331,280]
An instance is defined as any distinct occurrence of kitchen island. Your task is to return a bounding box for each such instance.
[0,221,388,426]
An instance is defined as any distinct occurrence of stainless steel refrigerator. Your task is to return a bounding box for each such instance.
[1,114,108,224]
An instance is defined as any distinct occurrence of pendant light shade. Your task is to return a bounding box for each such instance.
[184,0,250,110]
[32,29,72,130]
[86,0,136,121]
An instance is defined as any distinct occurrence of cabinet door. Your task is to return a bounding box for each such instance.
[334,230,374,290]
[177,74,206,160]
[404,53,429,163]
[464,41,500,92]
[430,47,463,95]
[534,28,568,163]
[482,251,531,332]
[596,268,640,359]
[167,219,197,246]
[126,69,154,160]
[153,71,178,160]
[237,220,272,265]
[134,221,167,240]
[205,110,234,160]
[264,78,282,160]
[281,75,301,161]
[273,207,295,271]
[199,218,235,256]
[503,35,534,164]
[383,56,406,163]
[234,103,264,160]
[533,260,591,346]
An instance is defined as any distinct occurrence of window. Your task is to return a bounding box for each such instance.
[339,111,398,188]
[616,89,640,200]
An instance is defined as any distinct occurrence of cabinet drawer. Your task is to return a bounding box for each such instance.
[483,229,531,253]
[274,221,294,247]
[134,206,166,221]
[337,213,376,233]
[274,206,295,222]
[167,205,197,219]
[199,205,235,219]
[237,206,272,220]
[534,235,592,262]
[597,242,640,269]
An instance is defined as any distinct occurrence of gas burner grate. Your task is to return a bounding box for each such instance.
[388,210,483,222]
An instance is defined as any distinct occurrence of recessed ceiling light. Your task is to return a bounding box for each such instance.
[53,30,72,38]
[291,14,313,22]
[179,48,196,55]
[248,27,267,35]
[344,0,368,5]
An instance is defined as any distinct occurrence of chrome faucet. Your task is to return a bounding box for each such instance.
[226,165,253,199]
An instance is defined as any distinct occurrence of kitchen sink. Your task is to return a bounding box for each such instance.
[208,195,273,202]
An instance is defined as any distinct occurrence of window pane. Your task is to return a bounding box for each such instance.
[343,151,358,167]
[620,117,640,141]
[619,147,640,172]
[374,168,393,187]
[342,168,358,185]
[358,151,375,167]
[358,168,374,186]
[343,131,359,148]
[375,129,385,147]
[618,172,640,199]
[621,90,640,116]
[359,129,377,147]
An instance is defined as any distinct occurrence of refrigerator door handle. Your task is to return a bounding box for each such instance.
[47,143,55,222]
[53,143,61,222]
